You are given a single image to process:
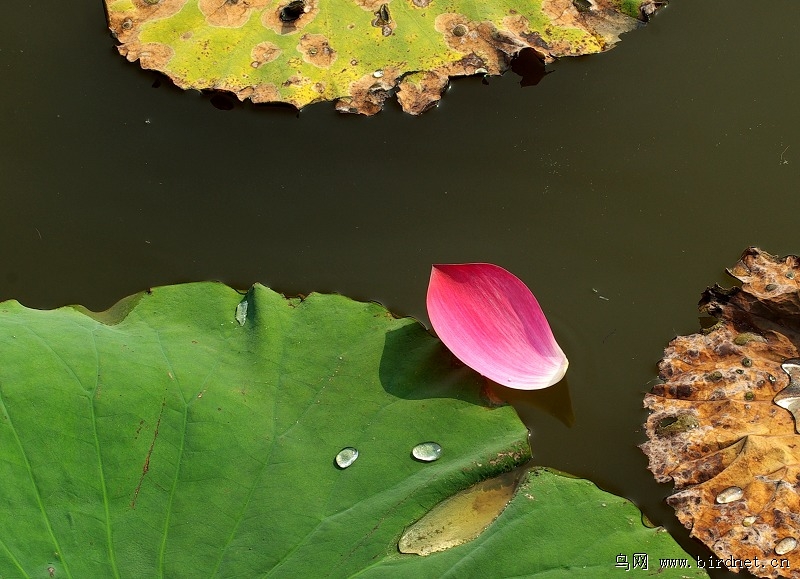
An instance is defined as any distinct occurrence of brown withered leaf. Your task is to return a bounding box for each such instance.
[642,247,800,577]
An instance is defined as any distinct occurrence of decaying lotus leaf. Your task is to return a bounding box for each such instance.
[103,0,664,115]
[642,247,800,578]
[398,469,520,555]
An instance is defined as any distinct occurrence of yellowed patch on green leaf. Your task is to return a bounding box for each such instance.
[398,469,520,556]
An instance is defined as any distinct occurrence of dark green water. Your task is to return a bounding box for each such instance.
[2,1,800,577]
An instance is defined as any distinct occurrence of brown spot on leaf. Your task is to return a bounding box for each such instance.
[109,0,189,41]
[251,41,281,67]
[334,68,398,115]
[240,83,281,103]
[354,0,386,12]
[133,0,188,17]
[298,34,337,68]
[199,0,271,28]
[120,42,175,74]
[131,399,166,509]
[396,71,448,115]
[434,14,523,76]
[540,0,639,55]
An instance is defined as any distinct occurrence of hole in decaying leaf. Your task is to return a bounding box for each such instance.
[655,413,698,437]
[398,469,522,556]
[279,0,306,23]
[510,48,549,88]
[658,416,678,429]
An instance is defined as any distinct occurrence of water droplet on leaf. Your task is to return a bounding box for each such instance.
[235,299,248,326]
[335,447,358,469]
[715,486,743,504]
[412,442,442,462]
[775,537,797,555]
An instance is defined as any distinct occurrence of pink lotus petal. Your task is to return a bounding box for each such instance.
[426,264,568,390]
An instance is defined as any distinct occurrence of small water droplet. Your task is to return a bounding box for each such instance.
[765,283,778,291]
[335,447,358,469]
[235,299,248,326]
[775,537,797,555]
[768,373,777,384]
[372,70,384,78]
[742,357,752,367]
[715,486,744,504]
[412,442,442,462]
[786,271,795,279]
[744,391,755,401]
[742,516,756,526]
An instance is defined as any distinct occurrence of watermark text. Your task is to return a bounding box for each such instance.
[614,553,791,571]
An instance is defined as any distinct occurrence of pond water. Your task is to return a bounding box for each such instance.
[2,1,800,577]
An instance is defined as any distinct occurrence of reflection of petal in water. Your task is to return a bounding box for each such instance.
[489,376,575,428]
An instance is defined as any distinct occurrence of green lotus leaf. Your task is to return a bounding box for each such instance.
[0,282,702,577]
[103,0,660,114]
